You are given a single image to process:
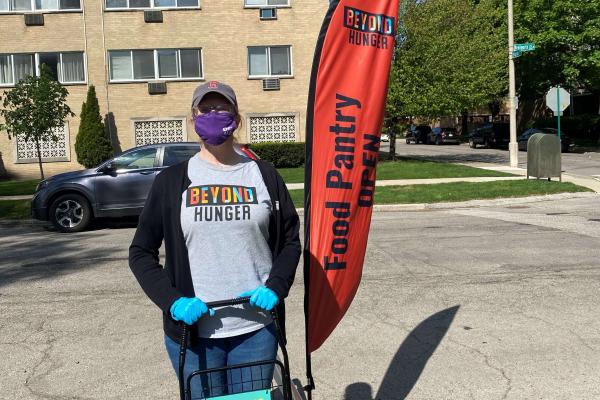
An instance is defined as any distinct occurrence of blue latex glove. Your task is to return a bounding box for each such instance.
[170,297,215,325]
[238,286,279,311]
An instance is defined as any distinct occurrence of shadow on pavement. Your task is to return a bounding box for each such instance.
[0,224,126,289]
[405,152,508,165]
[343,305,460,400]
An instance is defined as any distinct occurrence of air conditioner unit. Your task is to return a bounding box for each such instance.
[262,78,280,91]
[148,81,167,95]
[144,10,163,23]
[259,7,277,20]
[24,13,44,26]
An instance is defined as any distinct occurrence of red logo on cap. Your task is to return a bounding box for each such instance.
[208,81,218,89]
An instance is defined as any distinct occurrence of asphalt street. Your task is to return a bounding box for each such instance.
[381,141,600,179]
[1,194,600,399]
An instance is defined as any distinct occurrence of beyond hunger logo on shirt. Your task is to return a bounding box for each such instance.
[186,185,258,222]
[343,6,395,49]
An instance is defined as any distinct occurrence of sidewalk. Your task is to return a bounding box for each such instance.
[286,162,600,193]
[0,195,31,200]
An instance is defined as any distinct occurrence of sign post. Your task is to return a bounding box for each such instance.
[545,86,570,139]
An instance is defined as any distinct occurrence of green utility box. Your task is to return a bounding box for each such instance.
[527,133,561,181]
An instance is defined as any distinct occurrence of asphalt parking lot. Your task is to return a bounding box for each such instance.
[1,194,600,399]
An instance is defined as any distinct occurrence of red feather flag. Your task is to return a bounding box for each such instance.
[303,0,400,370]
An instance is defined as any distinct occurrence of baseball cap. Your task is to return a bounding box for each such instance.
[191,81,238,110]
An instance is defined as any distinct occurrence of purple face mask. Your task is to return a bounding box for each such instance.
[194,112,238,146]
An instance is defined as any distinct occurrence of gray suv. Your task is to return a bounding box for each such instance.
[32,142,201,232]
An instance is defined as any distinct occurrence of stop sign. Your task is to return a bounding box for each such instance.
[546,87,570,115]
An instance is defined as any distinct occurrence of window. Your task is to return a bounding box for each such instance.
[248,46,291,77]
[105,0,196,9]
[38,53,59,80]
[0,56,13,85]
[244,0,288,7]
[109,49,202,82]
[248,113,298,143]
[163,145,199,167]
[112,148,157,170]
[0,52,85,86]
[0,0,80,11]
[133,119,186,146]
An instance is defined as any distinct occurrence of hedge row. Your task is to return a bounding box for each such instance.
[248,142,305,168]
[533,114,600,140]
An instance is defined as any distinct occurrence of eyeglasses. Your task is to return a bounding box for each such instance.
[197,104,235,114]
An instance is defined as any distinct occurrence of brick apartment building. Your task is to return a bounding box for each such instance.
[0,0,327,179]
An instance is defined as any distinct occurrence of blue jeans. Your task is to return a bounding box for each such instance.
[165,324,278,399]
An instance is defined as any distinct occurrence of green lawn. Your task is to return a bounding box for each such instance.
[288,180,591,208]
[0,179,39,196]
[0,200,31,219]
[278,158,515,183]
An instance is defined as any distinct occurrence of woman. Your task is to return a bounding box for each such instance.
[129,81,301,397]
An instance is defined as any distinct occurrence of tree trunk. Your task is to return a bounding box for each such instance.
[35,137,44,180]
[461,112,469,137]
[389,121,397,161]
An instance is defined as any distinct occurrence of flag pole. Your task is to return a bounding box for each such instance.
[303,1,340,398]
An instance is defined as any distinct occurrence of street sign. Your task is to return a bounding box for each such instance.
[512,50,522,58]
[545,86,571,139]
[514,43,536,52]
[545,86,570,114]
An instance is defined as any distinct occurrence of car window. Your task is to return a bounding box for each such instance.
[163,145,199,167]
[113,148,157,170]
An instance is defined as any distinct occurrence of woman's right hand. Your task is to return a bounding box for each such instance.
[170,297,215,325]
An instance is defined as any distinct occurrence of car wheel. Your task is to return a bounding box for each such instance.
[49,193,92,233]
[469,139,476,149]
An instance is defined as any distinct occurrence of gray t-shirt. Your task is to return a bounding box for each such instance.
[181,153,273,338]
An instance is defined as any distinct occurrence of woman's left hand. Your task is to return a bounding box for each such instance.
[238,286,279,311]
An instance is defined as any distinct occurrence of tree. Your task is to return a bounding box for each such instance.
[387,0,507,120]
[0,64,74,180]
[515,0,600,101]
[75,85,113,168]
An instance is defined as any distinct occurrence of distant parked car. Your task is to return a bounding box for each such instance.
[405,125,432,144]
[468,122,510,149]
[518,128,574,153]
[31,142,257,233]
[427,127,460,145]
[380,133,390,142]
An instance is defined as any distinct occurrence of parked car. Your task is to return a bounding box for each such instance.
[468,122,510,149]
[517,128,574,153]
[405,125,432,144]
[380,133,390,142]
[427,127,460,145]
[31,142,257,233]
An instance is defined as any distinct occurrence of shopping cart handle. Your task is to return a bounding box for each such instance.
[205,297,251,308]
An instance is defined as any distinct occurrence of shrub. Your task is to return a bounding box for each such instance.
[248,142,305,168]
[75,85,113,168]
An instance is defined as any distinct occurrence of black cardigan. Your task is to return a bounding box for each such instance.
[128,158,301,345]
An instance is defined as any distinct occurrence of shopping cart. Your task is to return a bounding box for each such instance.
[178,297,293,400]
